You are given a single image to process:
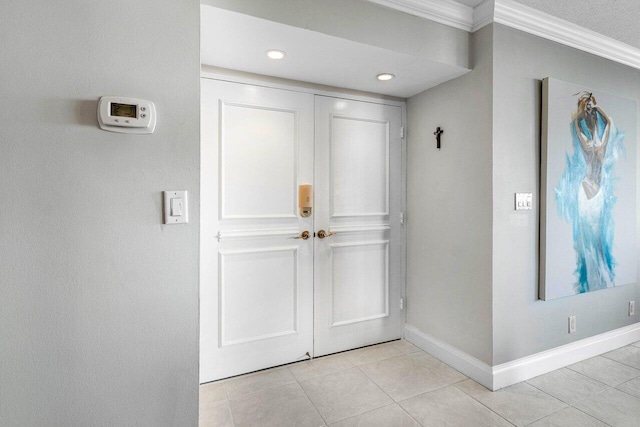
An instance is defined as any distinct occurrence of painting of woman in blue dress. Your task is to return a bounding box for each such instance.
[555,92,626,293]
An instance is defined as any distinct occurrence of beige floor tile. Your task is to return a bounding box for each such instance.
[300,367,392,424]
[454,378,493,397]
[527,407,607,427]
[526,368,609,405]
[329,404,419,427]
[574,387,640,427]
[229,382,325,427]
[399,385,511,427]
[617,376,640,399]
[200,381,228,404]
[343,342,404,366]
[602,345,640,369]
[390,340,421,355]
[567,355,640,386]
[223,366,296,399]
[360,352,466,401]
[456,380,567,426]
[290,353,354,382]
[199,400,233,427]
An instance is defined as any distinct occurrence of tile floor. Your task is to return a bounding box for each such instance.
[199,340,640,426]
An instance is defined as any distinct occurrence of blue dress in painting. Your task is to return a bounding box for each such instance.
[555,97,625,294]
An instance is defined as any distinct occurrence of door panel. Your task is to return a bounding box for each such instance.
[330,240,389,326]
[220,102,298,219]
[200,79,314,382]
[331,116,389,217]
[314,96,403,356]
[219,246,298,346]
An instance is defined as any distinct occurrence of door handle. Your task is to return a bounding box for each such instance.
[293,231,311,240]
[317,230,335,239]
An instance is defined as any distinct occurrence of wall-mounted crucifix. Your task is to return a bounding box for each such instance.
[433,127,444,150]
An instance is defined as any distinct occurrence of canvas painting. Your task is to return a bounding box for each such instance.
[540,78,638,300]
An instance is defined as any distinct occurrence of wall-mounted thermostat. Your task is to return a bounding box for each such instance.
[98,96,156,134]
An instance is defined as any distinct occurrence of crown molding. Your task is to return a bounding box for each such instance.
[471,0,493,32]
[366,0,640,71]
[365,0,474,31]
[492,0,640,71]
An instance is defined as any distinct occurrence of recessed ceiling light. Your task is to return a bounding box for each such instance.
[266,50,286,60]
[377,73,395,81]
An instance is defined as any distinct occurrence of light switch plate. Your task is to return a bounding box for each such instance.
[515,193,533,210]
[164,190,188,224]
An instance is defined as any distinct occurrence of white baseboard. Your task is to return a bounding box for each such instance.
[405,322,640,391]
[492,323,640,390]
[404,324,494,389]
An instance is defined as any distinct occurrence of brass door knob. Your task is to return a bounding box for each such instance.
[317,230,335,239]
[294,231,310,240]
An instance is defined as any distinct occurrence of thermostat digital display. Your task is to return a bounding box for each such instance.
[110,102,137,118]
[98,96,156,134]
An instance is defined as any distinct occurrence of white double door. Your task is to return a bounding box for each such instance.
[200,79,403,382]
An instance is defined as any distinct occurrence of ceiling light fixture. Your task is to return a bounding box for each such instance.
[376,73,395,81]
[266,49,286,60]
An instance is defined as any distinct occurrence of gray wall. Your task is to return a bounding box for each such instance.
[0,1,200,425]
[202,0,469,69]
[406,26,494,365]
[492,23,640,364]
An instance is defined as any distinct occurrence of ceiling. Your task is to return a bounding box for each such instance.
[201,0,640,99]
[508,0,640,49]
[200,6,469,98]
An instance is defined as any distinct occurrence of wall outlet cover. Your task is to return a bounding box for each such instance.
[515,193,533,210]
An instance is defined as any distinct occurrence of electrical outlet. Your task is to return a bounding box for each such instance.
[568,315,576,334]
[630,301,635,316]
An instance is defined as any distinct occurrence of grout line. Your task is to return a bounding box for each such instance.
[599,346,640,370]
[296,372,330,426]
[561,364,617,388]
[523,380,573,408]
[523,405,567,426]
[452,382,516,426]
[356,364,398,403]
[525,367,617,409]
[569,405,614,427]
[396,403,424,427]
[563,354,640,387]
[224,399,237,427]
[352,352,406,369]
[611,383,640,401]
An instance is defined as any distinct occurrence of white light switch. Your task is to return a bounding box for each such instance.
[515,193,533,210]
[171,198,183,216]
[164,191,188,224]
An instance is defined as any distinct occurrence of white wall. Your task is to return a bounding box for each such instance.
[0,1,200,425]
[406,26,494,365]
[492,23,640,364]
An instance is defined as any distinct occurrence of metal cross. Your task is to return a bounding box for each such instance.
[433,127,444,150]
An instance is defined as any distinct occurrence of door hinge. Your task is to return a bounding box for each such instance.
[400,126,405,139]
[400,212,405,225]
[400,297,404,310]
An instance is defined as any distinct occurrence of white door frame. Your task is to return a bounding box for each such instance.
[199,68,408,380]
